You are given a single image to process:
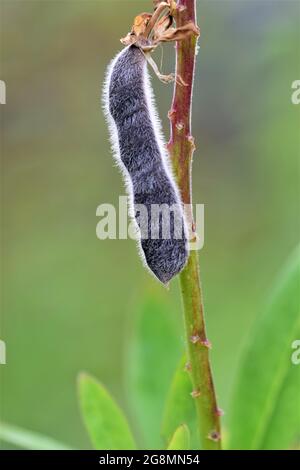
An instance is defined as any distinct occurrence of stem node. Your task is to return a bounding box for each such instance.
[200,338,212,349]
[208,431,221,442]
[190,334,201,344]
[191,389,201,399]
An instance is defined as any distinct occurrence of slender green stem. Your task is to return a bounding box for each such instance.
[167,0,222,450]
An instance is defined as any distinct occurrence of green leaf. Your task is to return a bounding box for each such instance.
[78,373,136,450]
[261,363,300,449]
[0,422,72,450]
[161,355,198,449]
[167,424,190,450]
[126,290,181,448]
[229,246,300,449]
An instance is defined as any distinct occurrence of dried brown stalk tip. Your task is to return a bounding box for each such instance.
[153,0,177,15]
[157,23,200,44]
[120,1,199,85]
[120,1,199,51]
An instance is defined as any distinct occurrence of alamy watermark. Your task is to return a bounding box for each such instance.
[291,80,300,105]
[0,80,6,104]
[96,196,205,251]
[0,340,6,365]
[291,340,300,365]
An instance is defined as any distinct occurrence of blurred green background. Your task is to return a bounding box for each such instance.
[0,0,299,449]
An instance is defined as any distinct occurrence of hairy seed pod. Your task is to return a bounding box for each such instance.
[103,45,188,284]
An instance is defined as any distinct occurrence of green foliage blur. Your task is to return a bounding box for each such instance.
[0,0,299,449]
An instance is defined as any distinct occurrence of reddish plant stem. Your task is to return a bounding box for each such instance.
[167,0,222,450]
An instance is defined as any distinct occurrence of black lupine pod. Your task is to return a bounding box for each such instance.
[103,45,188,284]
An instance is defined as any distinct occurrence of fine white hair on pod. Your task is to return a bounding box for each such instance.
[102,45,188,284]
